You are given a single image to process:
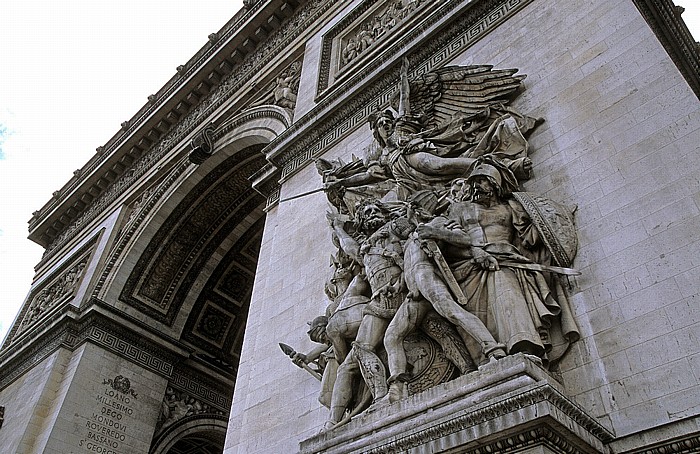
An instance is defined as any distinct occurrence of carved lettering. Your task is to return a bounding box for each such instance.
[77,376,139,452]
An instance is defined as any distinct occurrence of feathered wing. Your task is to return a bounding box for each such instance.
[408,65,526,129]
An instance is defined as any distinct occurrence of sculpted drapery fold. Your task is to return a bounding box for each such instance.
[281,58,580,431]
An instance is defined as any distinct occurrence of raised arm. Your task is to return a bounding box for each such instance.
[326,212,362,264]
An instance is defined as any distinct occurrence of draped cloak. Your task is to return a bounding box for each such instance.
[446,197,579,365]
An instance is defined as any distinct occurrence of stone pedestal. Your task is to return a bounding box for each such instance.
[301,355,614,454]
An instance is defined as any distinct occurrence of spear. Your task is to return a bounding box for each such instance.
[279,343,322,381]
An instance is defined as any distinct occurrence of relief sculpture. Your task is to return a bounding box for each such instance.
[283,57,580,431]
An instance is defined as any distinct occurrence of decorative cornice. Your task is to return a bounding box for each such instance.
[361,384,614,454]
[93,106,287,304]
[169,370,233,411]
[28,2,265,231]
[32,0,334,260]
[632,0,700,99]
[117,148,265,325]
[624,433,700,454]
[0,300,188,391]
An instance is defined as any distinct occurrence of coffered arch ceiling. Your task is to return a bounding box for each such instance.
[118,146,266,372]
[97,107,290,375]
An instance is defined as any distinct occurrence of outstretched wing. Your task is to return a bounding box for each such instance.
[408,65,526,129]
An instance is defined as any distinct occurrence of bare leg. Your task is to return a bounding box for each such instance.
[414,264,505,358]
[327,360,359,426]
[385,298,431,383]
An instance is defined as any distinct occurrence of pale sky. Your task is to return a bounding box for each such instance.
[0,2,698,343]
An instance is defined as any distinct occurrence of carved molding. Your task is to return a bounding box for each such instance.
[0,303,180,391]
[118,148,265,325]
[367,384,614,453]
[92,156,192,299]
[169,370,232,411]
[632,0,700,99]
[625,433,700,454]
[154,385,228,437]
[319,0,431,92]
[94,106,287,306]
[302,375,614,454]
[87,325,174,376]
[28,1,267,232]
[150,414,228,454]
[36,0,339,264]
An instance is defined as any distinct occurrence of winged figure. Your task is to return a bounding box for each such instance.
[320,57,543,213]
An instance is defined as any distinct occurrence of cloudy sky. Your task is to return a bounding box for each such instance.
[0,1,698,342]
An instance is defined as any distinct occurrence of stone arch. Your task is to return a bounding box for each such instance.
[149,416,228,454]
[94,106,289,339]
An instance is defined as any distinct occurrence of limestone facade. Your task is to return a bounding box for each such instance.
[0,1,699,453]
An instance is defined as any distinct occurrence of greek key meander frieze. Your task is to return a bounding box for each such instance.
[1,308,181,391]
[169,372,232,410]
[272,0,533,198]
[88,326,174,376]
[38,0,340,263]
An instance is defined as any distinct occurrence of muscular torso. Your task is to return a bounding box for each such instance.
[453,200,515,246]
[360,225,404,291]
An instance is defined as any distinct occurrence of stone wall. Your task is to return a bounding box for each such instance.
[227,0,700,452]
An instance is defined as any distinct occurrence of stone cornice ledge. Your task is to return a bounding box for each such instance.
[300,355,614,454]
[608,415,700,454]
[27,1,265,233]
[0,298,193,391]
[632,0,700,99]
[33,0,335,261]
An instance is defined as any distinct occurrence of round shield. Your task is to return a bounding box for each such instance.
[512,192,578,267]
